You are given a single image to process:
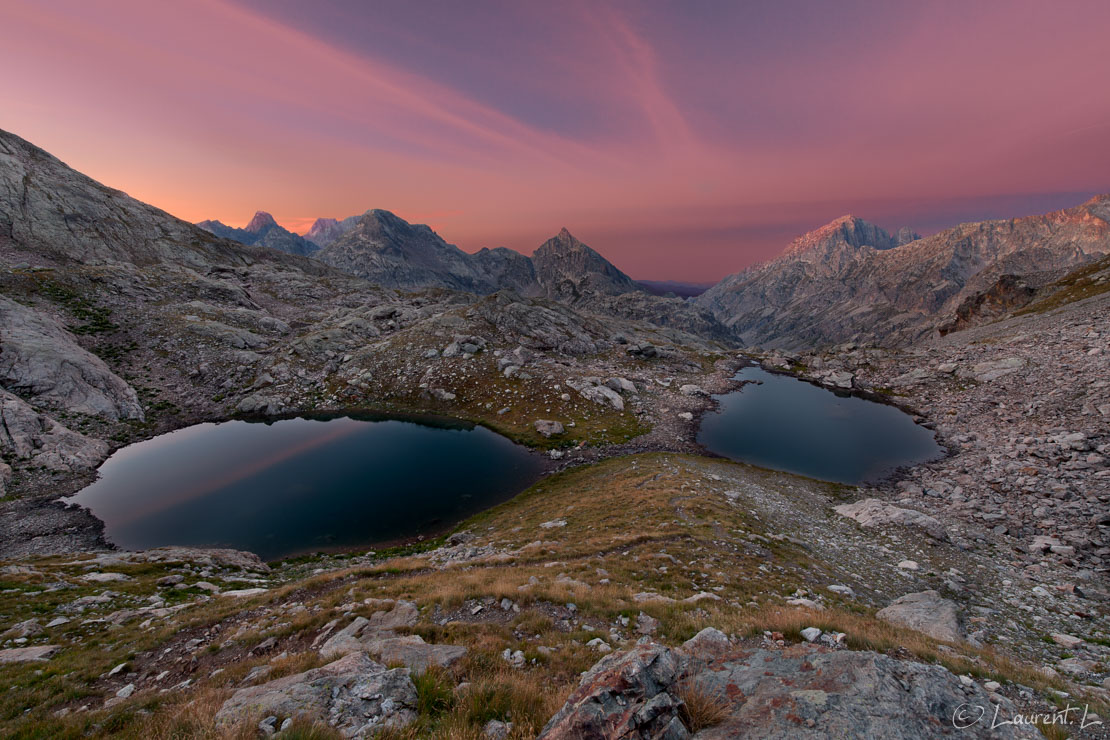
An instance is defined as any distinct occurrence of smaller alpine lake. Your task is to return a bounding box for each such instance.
[65,415,545,561]
[698,366,943,484]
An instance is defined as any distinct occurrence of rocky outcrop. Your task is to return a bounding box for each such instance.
[135,546,270,572]
[315,601,466,675]
[541,641,1039,739]
[697,196,1110,349]
[214,651,418,736]
[465,291,608,355]
[0,645,60,663]
[0,295,142,420]
[197,211,319,257]
[0,389,109,471]
[938,274,1039,335]
[539,642,687,739]
[578,291,738,345]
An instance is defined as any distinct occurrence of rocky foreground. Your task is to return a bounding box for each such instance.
[1,127,1109,738]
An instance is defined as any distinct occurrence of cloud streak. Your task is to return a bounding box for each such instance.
[1,0,1108,279]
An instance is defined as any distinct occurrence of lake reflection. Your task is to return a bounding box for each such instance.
[697,366,942,484]
[66,415,544,560]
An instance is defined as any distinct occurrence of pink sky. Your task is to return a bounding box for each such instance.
[3,0,1109,280]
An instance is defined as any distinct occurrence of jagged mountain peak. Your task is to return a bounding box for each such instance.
[532,229,642,298]
[245,211,278,232]
[307,216,338,231]
[346,209,440,243]
[783,215,896,257]
[304,216,355,248]
[894,226,922,246]
[535,227,598,257]
[195,209,318,257]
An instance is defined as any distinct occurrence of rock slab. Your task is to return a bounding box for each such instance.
[215,651,417,737]
[540,641,1038,739]
[834,498,949,541]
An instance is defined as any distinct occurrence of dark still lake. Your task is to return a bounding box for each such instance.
[66,415,544,561]
[697,366,942,485]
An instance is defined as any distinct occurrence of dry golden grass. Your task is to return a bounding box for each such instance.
[676,679,731,733]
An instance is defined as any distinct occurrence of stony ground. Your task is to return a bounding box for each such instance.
[754,283,1110,719]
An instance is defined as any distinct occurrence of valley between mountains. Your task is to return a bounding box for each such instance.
[1,127,1108,738]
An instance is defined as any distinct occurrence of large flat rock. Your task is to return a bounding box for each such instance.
[833,498,949,541]
[0,645,60,663]
[876,590,964,643]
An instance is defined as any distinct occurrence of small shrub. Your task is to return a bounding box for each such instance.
[677,680,730,732]
[414,666,455,717]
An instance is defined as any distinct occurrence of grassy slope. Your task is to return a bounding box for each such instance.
[2,453,1097,739]
[1016,253,1110,316]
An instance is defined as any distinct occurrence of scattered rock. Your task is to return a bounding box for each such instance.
[534,420,565,438]
[1050,633,1084,650]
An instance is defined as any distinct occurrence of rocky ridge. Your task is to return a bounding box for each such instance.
[697,197,1110,349]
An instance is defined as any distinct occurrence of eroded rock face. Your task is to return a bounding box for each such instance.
[214,651,417,737]
[0,296,142,421]
[541,642,1040,739]
[833,498,950,541]
[0,389,109,471]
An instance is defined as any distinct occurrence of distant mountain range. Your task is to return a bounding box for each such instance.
[197,212,319,257]
[637,280,714,298]
[200,209,737,341]
[199,194,1110,350]
[200,210,647,300]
